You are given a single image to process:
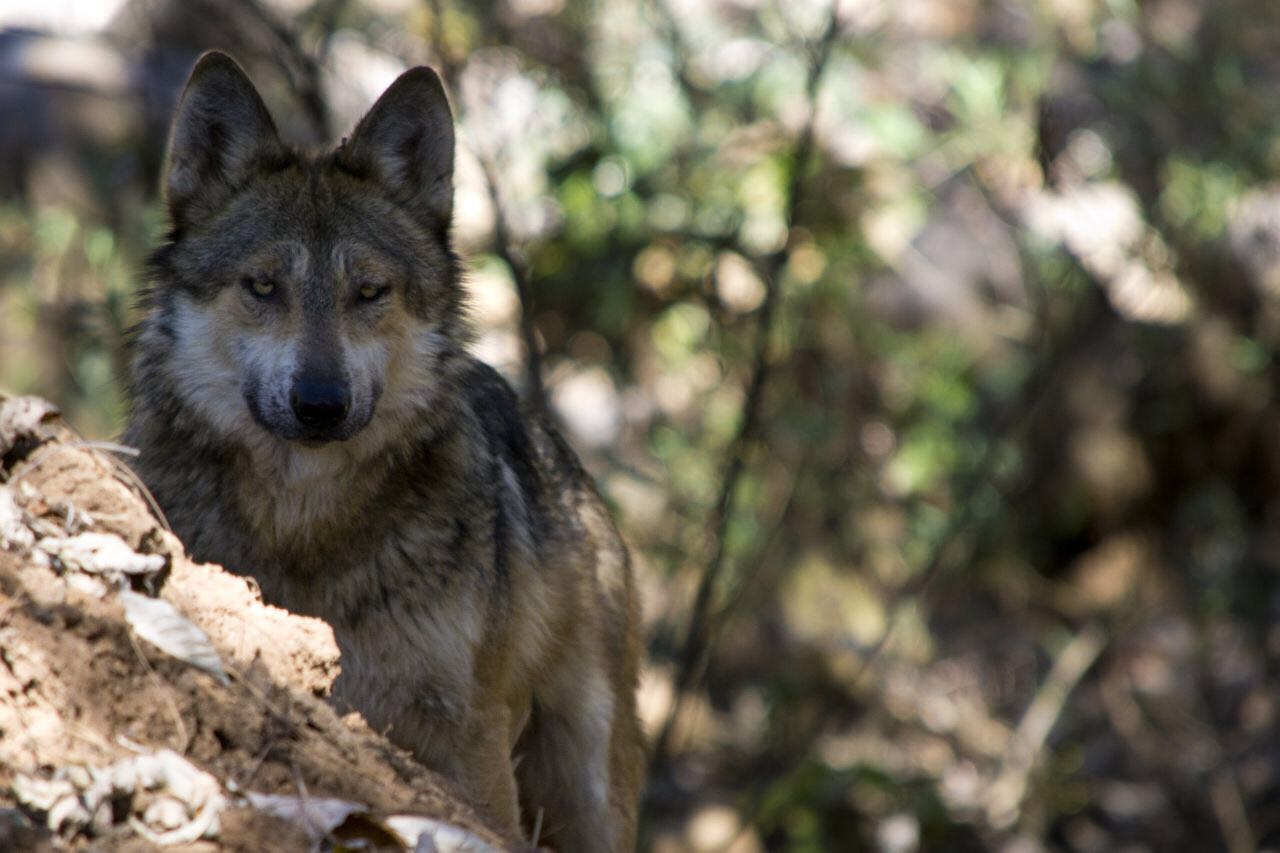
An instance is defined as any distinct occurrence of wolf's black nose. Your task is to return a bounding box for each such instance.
[291,378,350,430]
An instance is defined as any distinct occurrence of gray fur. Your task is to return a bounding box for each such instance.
[124,51,643,850]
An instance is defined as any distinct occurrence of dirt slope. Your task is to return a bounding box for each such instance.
[0,395,512,851]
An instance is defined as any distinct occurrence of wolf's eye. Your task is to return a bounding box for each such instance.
[358,282,388,302]
[243,277,275,299]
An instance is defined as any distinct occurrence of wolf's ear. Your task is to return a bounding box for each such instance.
[341,67,455,226]
[163,51,283,230]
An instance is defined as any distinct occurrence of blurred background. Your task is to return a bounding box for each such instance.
[2,0,1280,849]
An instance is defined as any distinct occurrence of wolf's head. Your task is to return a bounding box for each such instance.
[137,51,467,457]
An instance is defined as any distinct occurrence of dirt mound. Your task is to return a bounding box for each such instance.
[0,395,512,851]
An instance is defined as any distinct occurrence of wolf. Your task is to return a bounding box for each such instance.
[122,51,643,851]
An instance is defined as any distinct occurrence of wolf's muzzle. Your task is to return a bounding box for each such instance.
[291,376,350,436]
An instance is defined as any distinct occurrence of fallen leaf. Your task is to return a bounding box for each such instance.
[121,591,228,684]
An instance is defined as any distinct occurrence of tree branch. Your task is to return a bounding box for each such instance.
[649,4,842,776]
[425,0,547,412]
[984,624,1107,829]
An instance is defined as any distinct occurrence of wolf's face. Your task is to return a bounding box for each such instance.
[146,54,464,455]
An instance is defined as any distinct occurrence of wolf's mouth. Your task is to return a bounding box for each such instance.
[297,435,343,447]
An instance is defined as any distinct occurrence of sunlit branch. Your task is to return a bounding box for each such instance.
[649,1,843,778]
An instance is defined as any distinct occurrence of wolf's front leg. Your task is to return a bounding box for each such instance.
[395,696,521,839]
[452,703,522,837]
[516,665,618,852]
[330,632,522,836]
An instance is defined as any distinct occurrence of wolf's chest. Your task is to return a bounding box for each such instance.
[257,541,484,665]
[237,468,366,548]
[260,554,484,734]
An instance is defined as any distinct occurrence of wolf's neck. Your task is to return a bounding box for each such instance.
[232,409,469,557]
[232,438,390,551]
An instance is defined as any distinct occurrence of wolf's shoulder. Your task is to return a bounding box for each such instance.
[458,359,539,486]
[456,359,594,502]
[459,359,528,444]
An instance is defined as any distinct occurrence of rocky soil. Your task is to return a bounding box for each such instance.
[0,394,511,851]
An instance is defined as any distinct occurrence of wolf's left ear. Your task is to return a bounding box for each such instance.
[341,67,455,225]
[163,51,283,230]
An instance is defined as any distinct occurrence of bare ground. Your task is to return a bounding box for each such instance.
[0,395,512,851]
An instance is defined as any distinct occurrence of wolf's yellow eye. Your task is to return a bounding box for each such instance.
[358,283,387,301]
[243,277,275,299]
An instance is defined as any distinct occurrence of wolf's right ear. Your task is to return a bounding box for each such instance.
[163,51,283,230]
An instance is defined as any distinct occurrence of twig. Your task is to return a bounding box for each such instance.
[69,440,139,457]
[983,623,1106,829]
[107,451,173,534]
[126,629,191,755]
[424,0,547,413]
[530,806,544,847]
[292,762,318,841]
[231,0,330,140]
[1209,768,1255,853]
[649,4,842,775]
[479,156,547,412]
[715,450,811,621]
[1192,622,1258,853]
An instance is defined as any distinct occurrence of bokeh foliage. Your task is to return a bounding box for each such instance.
[3,0,1280,849]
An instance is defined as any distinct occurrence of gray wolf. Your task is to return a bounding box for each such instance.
[122,50,643,851]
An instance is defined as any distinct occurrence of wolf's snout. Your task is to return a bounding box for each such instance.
[290,377,350,431]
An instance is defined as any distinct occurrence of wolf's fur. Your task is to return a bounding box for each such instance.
[123,52,643,850]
